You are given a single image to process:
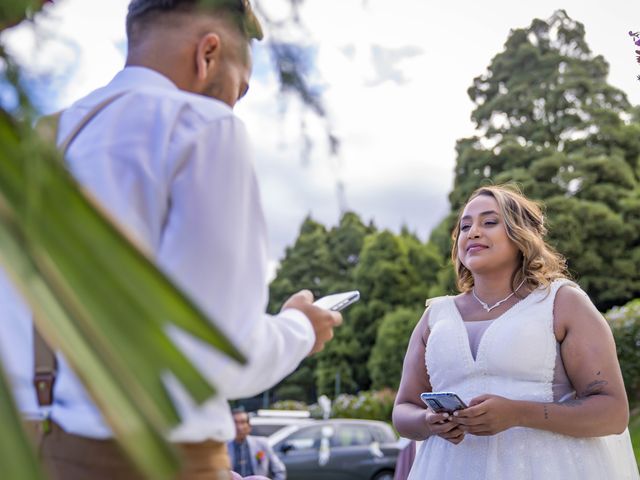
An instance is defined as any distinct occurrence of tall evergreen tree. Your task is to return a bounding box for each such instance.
[439,10,640,309]
[315,229,442,395]
[368,307,422,391]
[268,216,333,312]
[267,213,374,401]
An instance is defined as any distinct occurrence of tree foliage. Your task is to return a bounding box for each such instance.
[437,10,640,310]
[268,213,441,400]
[606,300,640,405]
[368,307,422,391]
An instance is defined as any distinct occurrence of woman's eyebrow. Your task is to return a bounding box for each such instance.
[461,210,499,221]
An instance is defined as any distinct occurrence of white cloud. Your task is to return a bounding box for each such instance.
[3,0,640,268]
[2,0,128,109]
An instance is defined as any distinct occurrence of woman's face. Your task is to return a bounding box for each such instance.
[457,195,521,276]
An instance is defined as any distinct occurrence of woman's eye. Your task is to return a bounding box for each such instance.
[460,225,471,231]
[484,220,498,226]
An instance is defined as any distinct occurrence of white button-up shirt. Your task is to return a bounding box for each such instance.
[0,66,315,442]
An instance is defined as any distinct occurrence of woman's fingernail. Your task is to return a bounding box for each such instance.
[453,411,459,417]
[443,413,449,418]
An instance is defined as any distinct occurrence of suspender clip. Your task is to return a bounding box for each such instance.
[33,371,56,407]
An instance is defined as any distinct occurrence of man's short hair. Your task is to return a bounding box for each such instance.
[126,0,263,42]
[231,406,247,415]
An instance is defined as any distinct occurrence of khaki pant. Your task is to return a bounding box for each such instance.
[25,421,232,480]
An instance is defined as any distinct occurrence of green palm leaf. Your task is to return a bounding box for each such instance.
[0,3,251,477]
[0,365,44,480]
[0,72,245,480]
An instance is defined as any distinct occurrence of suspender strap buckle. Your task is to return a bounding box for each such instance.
[33,370,56,407]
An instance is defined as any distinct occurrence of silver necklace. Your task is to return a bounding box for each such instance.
[472,280,525,312]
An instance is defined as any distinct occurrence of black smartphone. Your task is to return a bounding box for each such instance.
[420,392,467,414]
[313,291,360,312]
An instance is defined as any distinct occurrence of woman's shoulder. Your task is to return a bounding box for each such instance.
[552,280,604,339]
[553,280,594,312]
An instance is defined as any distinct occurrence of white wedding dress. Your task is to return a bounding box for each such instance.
[408,279,639,480]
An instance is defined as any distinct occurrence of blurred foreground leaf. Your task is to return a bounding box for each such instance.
[0,365,44,480]
[0,102,245,478]
[0,2,246,477]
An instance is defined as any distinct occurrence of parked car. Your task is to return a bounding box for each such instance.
[267,419,400,480]
[249,409,315,437]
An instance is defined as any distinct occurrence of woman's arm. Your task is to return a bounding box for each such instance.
[392,308,465,444]
[453,285,629,437]
[519,285,629,435]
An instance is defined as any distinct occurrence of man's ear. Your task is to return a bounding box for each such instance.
[195,32,221,82]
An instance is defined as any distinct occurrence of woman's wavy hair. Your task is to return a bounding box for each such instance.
[451,184,569,294]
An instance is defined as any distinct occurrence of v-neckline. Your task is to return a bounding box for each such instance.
[448,290,538,366]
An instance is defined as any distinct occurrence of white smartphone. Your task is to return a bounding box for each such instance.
[313,290,360,311]
[420,392,467,414]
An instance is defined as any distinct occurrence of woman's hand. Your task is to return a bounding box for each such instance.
[424,409,465,445]
[451,394,521,436]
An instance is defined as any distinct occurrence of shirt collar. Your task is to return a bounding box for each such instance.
[108,66,179,92]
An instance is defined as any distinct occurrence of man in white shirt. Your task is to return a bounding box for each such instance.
[0,1,341,478]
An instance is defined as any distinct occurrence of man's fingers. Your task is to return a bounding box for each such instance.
[297,289,314,302]
[281,289,314,312]
[307,307,344,355]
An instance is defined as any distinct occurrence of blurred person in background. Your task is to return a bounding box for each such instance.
[229,408,286,480]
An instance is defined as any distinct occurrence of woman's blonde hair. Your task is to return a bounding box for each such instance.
[451,184,568,293]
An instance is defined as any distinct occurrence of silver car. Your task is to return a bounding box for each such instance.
[265,419,400,480]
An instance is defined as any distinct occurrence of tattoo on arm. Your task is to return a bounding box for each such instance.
[579,380,608,397]
[558,378,609,408]
[544,405,549,420]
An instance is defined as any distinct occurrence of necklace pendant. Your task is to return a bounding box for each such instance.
[471,280,526,314]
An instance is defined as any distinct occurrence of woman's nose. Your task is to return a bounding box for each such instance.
[467,223,481,238]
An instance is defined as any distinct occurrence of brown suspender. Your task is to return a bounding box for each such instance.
[32,91,128,407]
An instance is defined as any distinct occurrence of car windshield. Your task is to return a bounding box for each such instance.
[251,424,287,437]
[333,425,373,447]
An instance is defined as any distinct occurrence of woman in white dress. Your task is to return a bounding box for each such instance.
[393,185,639,479]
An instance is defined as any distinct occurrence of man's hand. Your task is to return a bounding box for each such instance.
[451,394,521,436]
[281,290,342,355]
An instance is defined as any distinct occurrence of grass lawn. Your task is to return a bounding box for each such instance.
[630,409,640,463]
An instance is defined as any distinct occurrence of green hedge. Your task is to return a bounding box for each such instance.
[606,300,640,406]
[272,389,396,422]
[330,389,396,422]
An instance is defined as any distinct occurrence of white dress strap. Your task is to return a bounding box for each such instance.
[424,296,450,331]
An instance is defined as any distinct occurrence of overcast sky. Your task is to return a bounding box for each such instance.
[3,0,640,277]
